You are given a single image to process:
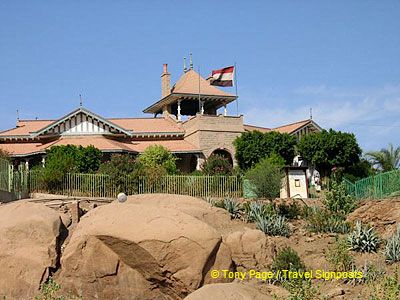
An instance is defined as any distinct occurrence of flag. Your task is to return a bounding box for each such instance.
[210,66,234,87]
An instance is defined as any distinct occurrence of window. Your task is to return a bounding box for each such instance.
[295,179,300,187]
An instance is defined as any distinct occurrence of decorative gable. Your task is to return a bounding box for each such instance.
[32,107,133,137]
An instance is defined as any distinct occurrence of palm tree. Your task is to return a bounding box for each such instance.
[366,144,400,171]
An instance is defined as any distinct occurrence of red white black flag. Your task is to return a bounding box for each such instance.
[210,66,234,87]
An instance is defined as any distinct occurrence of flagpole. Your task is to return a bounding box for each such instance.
[234,62,238,116]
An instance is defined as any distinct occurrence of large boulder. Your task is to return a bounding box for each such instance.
[0,201,62,299]
[58,199,233,299]
[223,228,278,270]
[184,283,274,300]
[126,194,232,231]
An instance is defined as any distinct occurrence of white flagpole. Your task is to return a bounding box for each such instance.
[198,66,201,114]
[234,62,238,116]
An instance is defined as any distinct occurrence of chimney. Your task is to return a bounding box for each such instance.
[161,63,171,98]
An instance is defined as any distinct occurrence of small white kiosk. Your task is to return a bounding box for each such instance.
[280,166,309,199]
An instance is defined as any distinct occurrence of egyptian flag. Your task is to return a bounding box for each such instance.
[210,66,234,87]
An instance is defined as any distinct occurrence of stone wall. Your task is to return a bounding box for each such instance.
[182,114,244,165]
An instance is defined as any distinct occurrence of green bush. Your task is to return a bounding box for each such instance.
[348,221,380,253]
[245,157,283,199]
[368,270,400,300]
[137,145,177,175]
[201,154,233,175]
[306,207,350,234]
[277,202,302,220]
[283,279,320,300]
[256,214,291,237]
[324,180,357,216]
[223,198,242,219]
[325,238,354,272]
[272,247,305,277]
[385,225,400,264]
[243,201,276,222]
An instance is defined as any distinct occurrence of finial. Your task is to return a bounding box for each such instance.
[183,57,187,72]
[310,107,313,120]
[189,53,193,69]
[79,94,83,107]
[16,109,20,124]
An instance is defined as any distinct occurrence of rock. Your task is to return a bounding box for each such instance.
[58,199,233,299]
[126,194,232,231]
[326,287,345,298]
[0,201,62,299]
[223,228,277,270]
[184,283,274,300]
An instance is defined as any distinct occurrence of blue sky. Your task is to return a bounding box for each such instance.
[0,1,399,151]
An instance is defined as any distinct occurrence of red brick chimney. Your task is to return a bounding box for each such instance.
[161,63,171,98]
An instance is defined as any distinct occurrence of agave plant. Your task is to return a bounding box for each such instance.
[243,201,276,222]
[385,224,400,264]
[223,197,242,219]
[348,221,380,253]
[255,214,291,237]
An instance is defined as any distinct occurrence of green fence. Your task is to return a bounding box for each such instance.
[29,172,243,198]
[0,158,29,196]
[343,169,400,199]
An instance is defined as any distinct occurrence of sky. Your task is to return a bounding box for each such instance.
[0,1,399,151]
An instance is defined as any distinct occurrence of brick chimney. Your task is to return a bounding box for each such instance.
[161,63,171,98]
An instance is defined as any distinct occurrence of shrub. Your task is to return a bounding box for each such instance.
[348,221,380,253]
[201,154,232,175]
[256,214,291,237]
[283,279,320,300]
[243,201,276,222]
[306,207,350,234]
[367,269,400,300]
[245,157,283,199]
[137,145,177,174]
[272,247,305,276]
[346,262,385,286]
[277,202,302,220]
[223,198,242,219]
[385,225,400,264]
[324,181,357,216]
[326,238,354,272]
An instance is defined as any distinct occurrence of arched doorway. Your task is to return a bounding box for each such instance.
[210,148,233,167]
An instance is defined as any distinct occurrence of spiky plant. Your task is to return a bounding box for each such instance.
[348,221,380,253]
[366,143,400,171]
[255,214,291,237]
[243,201,276,222]
[385,224,400,264]
[223,197,242,219]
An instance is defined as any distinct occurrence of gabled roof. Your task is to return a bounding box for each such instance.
[243,124,271,133]
[171,69,235,97]
[31,107,133,137]
[273,119,321,134]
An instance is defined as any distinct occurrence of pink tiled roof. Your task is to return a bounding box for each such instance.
[0,120,53,136]
[243,124,271,133]
[273,120,311,134]
[0,136,200,156]
[171,69,234,97]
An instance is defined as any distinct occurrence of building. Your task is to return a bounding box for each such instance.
[0,63,322,172]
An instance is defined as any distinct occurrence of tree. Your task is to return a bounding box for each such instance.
[40,145,102,190]
[201,154,233,175]
[137,145,177,175]
[366,143,400,172]
[297,129,362,176]
[245,157,283,199]
[234,131,297,170]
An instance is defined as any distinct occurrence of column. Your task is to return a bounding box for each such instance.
[177,100,182,121]
[200,101,204,115]
[223,105,227,116]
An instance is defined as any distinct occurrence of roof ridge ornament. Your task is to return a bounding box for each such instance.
[189,53,193,70]
[183,57,187,73]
